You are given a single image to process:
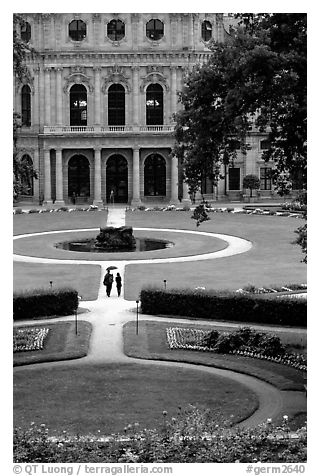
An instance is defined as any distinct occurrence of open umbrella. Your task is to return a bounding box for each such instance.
[106,266,118,271]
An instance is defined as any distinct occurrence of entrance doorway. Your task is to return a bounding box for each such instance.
[106,155,128,203]
[68,155,90,202]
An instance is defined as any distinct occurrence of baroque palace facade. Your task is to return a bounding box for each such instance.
[14,13,274,206]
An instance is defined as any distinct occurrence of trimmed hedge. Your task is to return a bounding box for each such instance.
[13,288,79,321]
[140,288,307,327]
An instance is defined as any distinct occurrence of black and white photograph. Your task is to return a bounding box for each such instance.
[10,2,310,473]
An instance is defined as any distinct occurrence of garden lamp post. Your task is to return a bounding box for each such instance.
[136,300,139,335]
[164,280,167,290]
[75,295,82,336]
[49,280,53,289]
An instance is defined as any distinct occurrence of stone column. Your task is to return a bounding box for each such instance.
[93,148,103,206]
[132,67,139,127]
[94,67,101,125]
[43,149,52,204]
[55,148,64,205]
[56,68,63,125]
[170,66,177,120]
[131,148,141,205]
[182,179,192,207]
[33,148,40,203]
[170,155,179,204]
[44,67,51,125]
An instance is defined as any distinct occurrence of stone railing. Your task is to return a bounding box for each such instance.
[43,125,175,134]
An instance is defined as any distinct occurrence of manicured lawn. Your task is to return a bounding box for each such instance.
[124,211,306,300]
[13,362,258,435]
[123,320,306,391]
[13,262,101,301]
[13,210,306,301]
[13,210,109,235]
[13,320,92,366]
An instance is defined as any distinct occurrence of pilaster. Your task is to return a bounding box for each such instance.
[93,67,101,125]
[56,68,63,125]
[44,67,51,126]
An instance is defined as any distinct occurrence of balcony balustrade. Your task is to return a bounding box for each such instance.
[43,125,175,134]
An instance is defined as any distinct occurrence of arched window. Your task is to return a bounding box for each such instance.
[20,155,34,196]
[69,19,86,41]
[144,154,166,196]
[21,21,31,42]
[106,155,128,203]
[68,155,90,199]
[21,85,31,127]
[107,19,125,41]
[146,84,163,125]
[70,84,87,126]
[108,84,125,125]
[201,20,212,42]
[146,19,164,40]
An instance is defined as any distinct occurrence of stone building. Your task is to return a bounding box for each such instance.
[14,13,275,206]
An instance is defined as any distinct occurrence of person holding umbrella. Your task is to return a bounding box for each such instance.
[103,267,116,297]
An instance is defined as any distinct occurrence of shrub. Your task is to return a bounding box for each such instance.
[137,205,146,211]
[57,206,69,212]
[202,329,219,348]
[14,208,23,214]
[13,408,307,463]
[140,288,307,327]
[13,288,78,321]
[28,208,40,213]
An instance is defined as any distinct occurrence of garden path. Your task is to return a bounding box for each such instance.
[13,206,306,428]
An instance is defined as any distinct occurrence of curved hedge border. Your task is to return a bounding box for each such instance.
[140,288,307,328]
[13,288,79,321]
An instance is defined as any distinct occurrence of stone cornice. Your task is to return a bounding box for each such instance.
[33,51,213,63]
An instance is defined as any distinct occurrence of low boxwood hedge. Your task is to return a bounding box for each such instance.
[140,288,306,327]
[13,288,79,321]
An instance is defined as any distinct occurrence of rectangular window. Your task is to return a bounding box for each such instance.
[228,168,240,190]
[260,139,271,150]
[260,167,272,190]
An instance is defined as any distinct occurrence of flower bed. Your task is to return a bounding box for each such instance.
[125,205,304,218]
[166,327,209,351]
[236,283,307,295]
[166,327,307,372]
[13,327,49,352]
[13,205,100,214]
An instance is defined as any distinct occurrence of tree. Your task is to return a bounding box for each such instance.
[13,14,37,201]
[243,174,260,198]
[174,14,306,194]
[173,13,306,257]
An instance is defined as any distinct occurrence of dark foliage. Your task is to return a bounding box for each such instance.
[13,288,79,320]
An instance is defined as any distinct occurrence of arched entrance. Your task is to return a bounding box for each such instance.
[144,153,166,196]
[106,155,128,203]
[68,155,90,202]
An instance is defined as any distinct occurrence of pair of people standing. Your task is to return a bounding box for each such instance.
[103,270,122,297]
